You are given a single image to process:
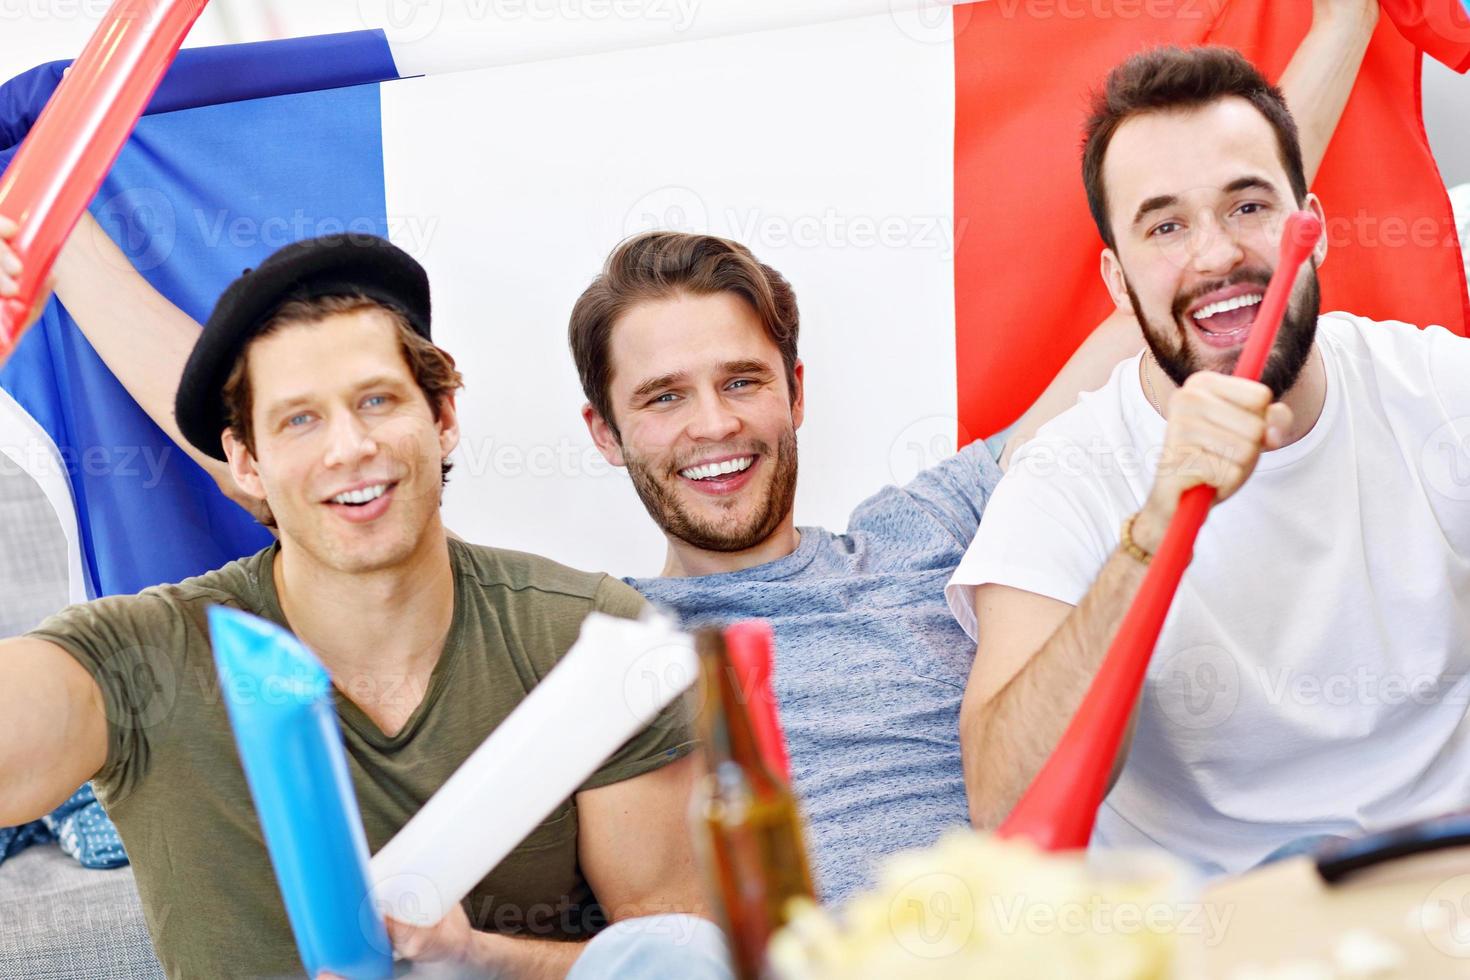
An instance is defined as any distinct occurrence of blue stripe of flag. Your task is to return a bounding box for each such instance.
[0,31,400,597]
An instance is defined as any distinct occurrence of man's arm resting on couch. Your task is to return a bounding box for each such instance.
[0,637,108,827]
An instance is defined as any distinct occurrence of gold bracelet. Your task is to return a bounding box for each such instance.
[1121,512,1153,566]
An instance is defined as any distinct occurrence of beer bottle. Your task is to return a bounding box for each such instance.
[691,624,817,980]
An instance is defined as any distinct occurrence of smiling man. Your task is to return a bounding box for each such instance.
[570,233,1002,907]
[946,46,1470,875]
[0,236,704,979]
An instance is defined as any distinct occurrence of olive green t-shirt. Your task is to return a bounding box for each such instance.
[29,539,694,980]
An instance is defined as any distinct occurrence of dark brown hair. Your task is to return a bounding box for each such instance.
[221,294,464,527]
[568,232,800,437]
[1081,46,1308,250]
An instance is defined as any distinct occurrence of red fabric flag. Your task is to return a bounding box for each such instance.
[954,0,1470,440]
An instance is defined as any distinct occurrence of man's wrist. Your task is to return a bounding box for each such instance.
[463,929,585,976]
[464,929,511,970]
[1129,504,1169,557]
[1313,2,1379,36]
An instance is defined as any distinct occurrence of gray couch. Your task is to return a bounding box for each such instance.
[0,463,163,977]
[0,845,162,979]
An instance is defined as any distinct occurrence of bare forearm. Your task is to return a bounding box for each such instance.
[966,548,1147,828]
[464,931,585,979]
[1279,3,1379,186]
[52,214,236,493]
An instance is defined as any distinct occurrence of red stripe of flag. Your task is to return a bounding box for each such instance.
[954,0,1470,440]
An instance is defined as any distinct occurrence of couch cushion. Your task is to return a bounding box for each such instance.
[0,844,162,979]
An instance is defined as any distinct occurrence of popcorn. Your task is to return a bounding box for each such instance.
[770,832,1184,980]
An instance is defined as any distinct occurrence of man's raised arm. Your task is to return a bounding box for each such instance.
[962,374,1291,828]
[0,213,252,513]
[0,636,108,827]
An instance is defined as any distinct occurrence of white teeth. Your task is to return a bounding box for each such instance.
[679,456,755,481]
[1194,292,1263,322]
[331,483,388,505]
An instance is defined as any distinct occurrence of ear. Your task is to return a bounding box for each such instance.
[1303,193,1329,270]
[583,403,625,468]
[435,392,461,460]
[790,360,805,432]
[222,429,268,504]
[1100,248,1135,316]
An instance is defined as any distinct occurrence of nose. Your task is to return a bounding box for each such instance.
[321,408,379,469]
[1185,208,1245,277]
[685,389,741,443]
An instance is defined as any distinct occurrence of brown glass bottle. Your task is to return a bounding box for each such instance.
[690,627,817,980]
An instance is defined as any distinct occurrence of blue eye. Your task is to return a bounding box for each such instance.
[363,395,387,409]
[653,393,678,404]
[728,379,752,390]
[288,413,312,428]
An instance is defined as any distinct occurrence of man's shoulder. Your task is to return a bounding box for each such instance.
[152,546,277,607]
[37,546,274,634]
[449,540,642,616]
[1319,309,1461,360]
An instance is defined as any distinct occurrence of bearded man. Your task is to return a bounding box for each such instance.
[947,45,1470,876]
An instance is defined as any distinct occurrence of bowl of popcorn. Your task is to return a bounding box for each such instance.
[770,832,1199,980]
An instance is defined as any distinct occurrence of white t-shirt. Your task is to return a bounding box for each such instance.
[946,312,1470,876]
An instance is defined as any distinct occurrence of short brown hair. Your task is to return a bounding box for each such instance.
[568,232,800,437]
[1082,46,1308,251]
[221,294,464,526]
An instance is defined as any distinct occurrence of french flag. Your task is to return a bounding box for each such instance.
[0,0,1466,598]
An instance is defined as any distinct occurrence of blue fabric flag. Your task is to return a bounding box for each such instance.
[0,30,402,868]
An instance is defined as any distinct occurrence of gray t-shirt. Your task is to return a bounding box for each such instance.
[629,442,1001,906]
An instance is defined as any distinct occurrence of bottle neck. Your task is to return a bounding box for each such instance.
[695,631,780,798]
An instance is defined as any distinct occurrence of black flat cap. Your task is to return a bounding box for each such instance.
[176,234,432,460]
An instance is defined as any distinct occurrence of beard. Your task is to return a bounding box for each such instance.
[624,429,799,554]
[1127,262,1321,400]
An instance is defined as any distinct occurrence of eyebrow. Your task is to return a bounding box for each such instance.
[629,359,776,402]
[1130,174,1280,228]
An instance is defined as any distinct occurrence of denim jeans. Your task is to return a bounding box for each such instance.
[566,914,733,980]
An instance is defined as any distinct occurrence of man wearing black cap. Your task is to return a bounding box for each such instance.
[0,232,708,979]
